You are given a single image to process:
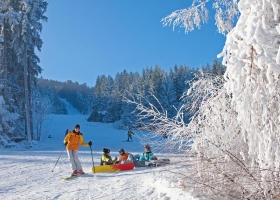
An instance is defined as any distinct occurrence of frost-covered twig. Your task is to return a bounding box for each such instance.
[161,1,209,33]
[161,0,239,34]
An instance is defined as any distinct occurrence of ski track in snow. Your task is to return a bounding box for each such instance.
[0,102,197,200]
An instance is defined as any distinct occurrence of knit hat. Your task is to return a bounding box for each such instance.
[103,148,110,154]
[119,149,125,154]
[145,144,151,150]
[74,124,80,129]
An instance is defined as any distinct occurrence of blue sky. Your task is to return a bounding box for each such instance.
[38,0,226,87]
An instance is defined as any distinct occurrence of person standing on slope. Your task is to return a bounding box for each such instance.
[127,128,134,141]
[64,124,92,176]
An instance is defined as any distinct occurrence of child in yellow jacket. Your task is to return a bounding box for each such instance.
[64,124,92,176]
[100,148,117,165]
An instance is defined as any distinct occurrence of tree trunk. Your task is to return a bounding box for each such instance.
[24,46,32,148]
[27,55,34,140]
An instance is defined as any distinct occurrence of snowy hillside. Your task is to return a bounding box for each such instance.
[0,105,197,200]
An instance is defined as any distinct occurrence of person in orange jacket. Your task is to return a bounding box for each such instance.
[116,148,134,164]
[64,124,92,176]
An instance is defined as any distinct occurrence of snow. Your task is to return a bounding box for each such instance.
[0,104,197,200]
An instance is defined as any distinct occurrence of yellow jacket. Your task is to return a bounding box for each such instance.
[100,154,117,165]
[64,131,89,150]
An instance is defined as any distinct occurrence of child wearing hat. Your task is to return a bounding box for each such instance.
[116,148,134,164]
[139,144,155,161]
[64,124,92,176]
[100,148,117,165]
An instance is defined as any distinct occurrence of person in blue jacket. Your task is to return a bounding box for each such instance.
[139,144,155,161]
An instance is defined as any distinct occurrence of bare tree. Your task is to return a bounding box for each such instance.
[32,87,54,141]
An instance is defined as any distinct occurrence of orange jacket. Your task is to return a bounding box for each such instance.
[118,152,133,162]
[64,130,89,150]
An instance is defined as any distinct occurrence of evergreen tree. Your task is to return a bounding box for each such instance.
[212,59,224,75]
[217,0,280,196]
[158,75,177,118]
[0,0,47,146]
[204,63,211,73]
[169,65,192,104]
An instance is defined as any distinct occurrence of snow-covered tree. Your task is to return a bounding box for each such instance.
[13,0,47,148]
[0,95,19,137]
[76,91,94,115]
[216,0,280,197]
[32,85,53,141]
[0,1,19,101]
[202,62,212,73]
[169,65,192,103]
[212,58,225,75]
[0,0,47,148]
[158,75,177,118]
[126,0,280,198]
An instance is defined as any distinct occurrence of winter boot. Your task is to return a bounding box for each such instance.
[78,169,85,174]
[71,170,78,176]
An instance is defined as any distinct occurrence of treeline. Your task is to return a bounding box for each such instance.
[88,60,225,128]
[38,59,225,130]
[37,78,94,115]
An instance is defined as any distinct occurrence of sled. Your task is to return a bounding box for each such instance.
[133,160,146,167]
[133,159,170,167]
[92,162,134,173]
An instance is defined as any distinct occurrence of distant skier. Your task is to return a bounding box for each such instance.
[161,130,168,139]
[127,128,134,141]
[116,148,134,164]
[64,124,92,176]
[100,148,117,165]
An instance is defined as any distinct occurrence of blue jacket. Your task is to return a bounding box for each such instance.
[139,151,154,161]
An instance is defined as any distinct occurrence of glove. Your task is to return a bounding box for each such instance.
[113,157,118,164]
[88,141,92,146]
[64,142,68,146]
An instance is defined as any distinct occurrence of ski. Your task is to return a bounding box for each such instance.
[61,172,88,180]
[61,175,77,181]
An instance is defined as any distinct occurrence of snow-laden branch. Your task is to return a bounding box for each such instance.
[213,0,239,34]
[161,0,239,34]
[182,70,225,114]
[124,67,280,198]
[122,91,192,153]
[161,1,209,33]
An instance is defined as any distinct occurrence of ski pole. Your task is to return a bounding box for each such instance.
[90,145,95,173]
[90,145,94,166]
[51,146,65,172]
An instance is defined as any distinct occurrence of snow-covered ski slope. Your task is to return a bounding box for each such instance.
[0,103,198,200]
